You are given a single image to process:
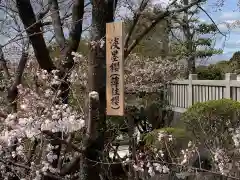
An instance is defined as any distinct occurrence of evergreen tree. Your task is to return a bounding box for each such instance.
[170,0,222,77]
[229,51,240,73]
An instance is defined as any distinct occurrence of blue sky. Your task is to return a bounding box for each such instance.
[198,0,240,64]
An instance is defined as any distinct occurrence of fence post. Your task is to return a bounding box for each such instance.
[188,74,197,107]
[237,74,240,81]
[225,73,237,99]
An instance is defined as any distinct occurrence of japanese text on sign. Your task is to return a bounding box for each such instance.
[106,22,124,116]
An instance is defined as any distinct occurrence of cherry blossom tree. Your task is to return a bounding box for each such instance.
[0,0,208,179]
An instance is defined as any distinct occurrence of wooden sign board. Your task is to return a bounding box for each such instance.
[106,21,124,116]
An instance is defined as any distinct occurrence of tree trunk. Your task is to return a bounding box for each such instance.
[128,115,137,180]
[81,91,100,180]
[85,0,115,179]
[183,33,196,78]
[182,0,195,78]
[49,0,66,49]
[16,0,55,72]
[7,51,28,113]
[59,0,85,104]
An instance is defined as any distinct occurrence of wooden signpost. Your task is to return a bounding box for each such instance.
[106,21,124,116]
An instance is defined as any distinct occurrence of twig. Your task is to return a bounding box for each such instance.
[124,0,150,48]
[197,5,226,37]
[42,130,84,153]
[0,158,30,170]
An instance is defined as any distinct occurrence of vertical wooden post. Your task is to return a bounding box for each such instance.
[225,73,236,99]
[188,74,197,107]
[87,91,100,140]
[80,91,100,180]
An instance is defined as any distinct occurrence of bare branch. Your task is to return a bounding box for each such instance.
[125,0,204,58]
[36,2,51,20]
[16,0,55,72]
[41,2,91,27]
[60,155,81,176]
[124,0,150,49]
[197,5,226,37]
[61,0,85,71]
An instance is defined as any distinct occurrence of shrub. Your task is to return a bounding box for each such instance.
[181,99,240,149]
[197,66,223,80]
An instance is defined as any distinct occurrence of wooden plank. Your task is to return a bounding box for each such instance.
[230,81,240,87]
[171,80,189,85]
[106,21,124,116]
[192,80,227,86]
[171,107,187,113]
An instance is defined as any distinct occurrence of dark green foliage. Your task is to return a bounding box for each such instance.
[207,60,233,74]
[215,60,231,69]
[196,23,218,34]
[195,38,212,47]
[195,48,223,58]
[229,51,240,73]
[171,25,222,60]
[230,51,240,63]
[144,127,189,146]
[181,99,240,149]
[197,52,240,78]
[195,56,240,80]
[197,66,223,80]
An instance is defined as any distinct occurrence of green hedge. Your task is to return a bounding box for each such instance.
[181,99,240,149]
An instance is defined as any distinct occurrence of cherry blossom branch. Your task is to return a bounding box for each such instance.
[153,160,240,180]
